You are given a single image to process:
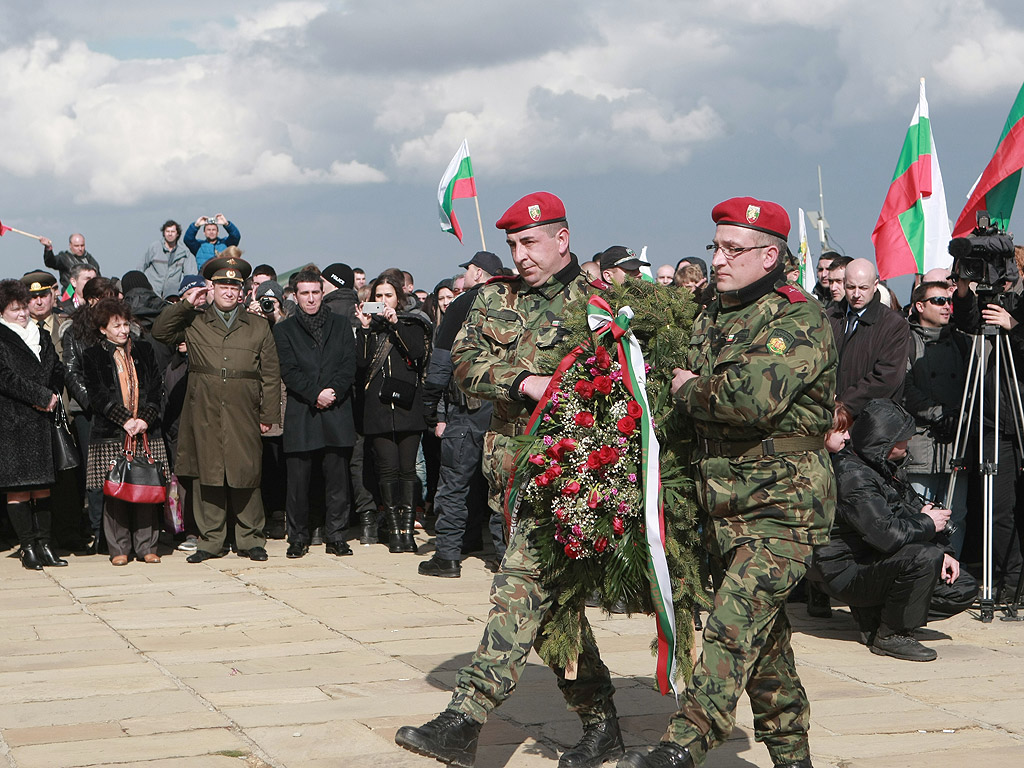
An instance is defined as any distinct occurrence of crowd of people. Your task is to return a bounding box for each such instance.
[1,196,1021,768]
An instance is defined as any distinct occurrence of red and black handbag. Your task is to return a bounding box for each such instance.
[103,434,168,504]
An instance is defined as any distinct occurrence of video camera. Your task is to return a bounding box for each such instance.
[948,212,1016,293]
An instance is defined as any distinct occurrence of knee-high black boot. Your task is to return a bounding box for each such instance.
[381,481,403,554]
[398,479,418,553]
[7,502,43,570]
[33,497,68,567]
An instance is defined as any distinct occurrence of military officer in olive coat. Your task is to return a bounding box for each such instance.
[152,252,281,562]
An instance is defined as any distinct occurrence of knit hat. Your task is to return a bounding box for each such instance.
[121,270,152,293]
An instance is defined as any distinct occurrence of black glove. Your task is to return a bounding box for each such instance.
[930,412,959,444]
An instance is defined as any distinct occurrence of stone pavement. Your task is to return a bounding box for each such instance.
[2,535,1024,768]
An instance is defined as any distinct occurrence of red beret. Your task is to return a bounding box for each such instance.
[711,197,790,240]
[495,191,567,233]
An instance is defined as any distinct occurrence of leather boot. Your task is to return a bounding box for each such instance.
[398,479,418,553]
[618,742,695,768]
[805,583,831,618]
[7,501,41,570]
[381,482,403,554]
[33,497,67,567]
[358,510,378,545]
[395,710,481,767]
[559,717,624,767]
[418,554,462,578]
[20,545,44,570]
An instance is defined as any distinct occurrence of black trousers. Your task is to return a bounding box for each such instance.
[371,431,421,485]
[432,426,490,560]
[285,447,353,545]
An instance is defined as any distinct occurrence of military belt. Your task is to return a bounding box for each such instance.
[189,365,261,381]
[698,434,824,459]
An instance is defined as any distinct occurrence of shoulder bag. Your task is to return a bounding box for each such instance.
[104,434,168,504]
[52,396,80,472]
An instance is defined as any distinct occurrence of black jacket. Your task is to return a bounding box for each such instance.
[356,314,429,436]
[82,338,163,443]
[273,310,357,453]
[0,324,63,488]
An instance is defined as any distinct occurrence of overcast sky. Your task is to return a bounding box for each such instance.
[1,0,1023,300]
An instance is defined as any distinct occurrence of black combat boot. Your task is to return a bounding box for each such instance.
[560,717,625,767]
[418,554,462,578]
[7,502,42,571]
[617,742,695,768]
[774,758,813,768]
[805,583,831,618]
[380,482,403,553]
[395,710,481,767]
[870,626,936,661]
[358,510,377,545]
[398,479,418,553]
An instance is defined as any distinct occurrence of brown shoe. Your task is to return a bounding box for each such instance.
[143,554,161,564]
[111,555,129,566]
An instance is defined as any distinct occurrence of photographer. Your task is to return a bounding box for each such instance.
[251,280,288,325]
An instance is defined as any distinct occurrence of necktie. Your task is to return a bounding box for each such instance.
[844,310,858,342]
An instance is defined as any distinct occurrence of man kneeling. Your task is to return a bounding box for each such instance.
[810,398,977,661]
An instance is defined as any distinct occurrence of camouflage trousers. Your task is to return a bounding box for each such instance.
[664,539,811,765]
[449,516,617,725]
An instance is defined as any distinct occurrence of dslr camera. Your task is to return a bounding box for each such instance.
[259,297,277,314]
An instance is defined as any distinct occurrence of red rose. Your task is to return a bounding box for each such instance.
[555,507,568,522]
[562,481,581,496]
[612,517,625,535]
[594,536,609,553]
[534,474,551,487]
[593,375,613,395]
[529,453,546,466]
[574,380,595,399]
[559,438,578,452]
[565,541,582,559]
[587,490,600,509]
[586,451,603,470]
[574,412,595,428]
[595,346,612,371]
[545,445,563,461]
[599,445,619,465]
[548,464,563,477]
[617,416,636,435]
[626,400,643,418]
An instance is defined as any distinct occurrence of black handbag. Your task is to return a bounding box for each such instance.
[103,434,168,504]
[379,375,417,410]
[52,396,80,472]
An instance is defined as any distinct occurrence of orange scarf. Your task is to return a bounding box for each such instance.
[113,340,139,417]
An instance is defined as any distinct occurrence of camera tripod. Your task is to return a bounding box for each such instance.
[946,322,1024,623]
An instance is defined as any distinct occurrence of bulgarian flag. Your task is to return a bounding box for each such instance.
[953,81,1024,236]
[437,139,477,242]
[872,78,952,279]
[797,208,815,294]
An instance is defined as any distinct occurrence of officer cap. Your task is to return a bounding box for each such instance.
[458,251,503,275]
[712,197,790,240]
[495,191,567,233]
[20,270,57,295]
[202,255,251,285]
[598,246,649,271]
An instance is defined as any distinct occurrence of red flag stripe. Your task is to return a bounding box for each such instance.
[451,177,476,200]
[953,119,1024,236]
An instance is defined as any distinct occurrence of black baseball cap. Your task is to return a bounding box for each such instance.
[459,251,503,276]
[598,246,649,271]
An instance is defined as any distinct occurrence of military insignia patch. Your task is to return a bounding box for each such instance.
[746,205,760,223]
[529,204,541,221]
[766,329,795,355]
[226,270,237,279]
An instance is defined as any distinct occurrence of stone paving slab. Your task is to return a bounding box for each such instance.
[2,538,1024,767]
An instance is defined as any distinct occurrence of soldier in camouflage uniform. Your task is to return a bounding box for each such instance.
[620,197,836,768]
[396,192,624,768]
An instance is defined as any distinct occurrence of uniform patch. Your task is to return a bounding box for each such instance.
[746,205,760,223]
[528,204,541,221]
[766,329,795,355]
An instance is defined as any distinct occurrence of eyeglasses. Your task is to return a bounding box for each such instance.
[706,243,770,260]
[924,296,951,306]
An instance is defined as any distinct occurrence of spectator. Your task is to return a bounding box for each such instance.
[826,258,911,417]
[40,233,101,293]
[0,279,65,570]
[825,254,853,305]
[60,264,98,313]
[321,263,359,326]
[152,254,281,563]
[655,264,675,285]
[273,269,358,558]
[21,271,61,353]
[143,220,197,299]
[423,279,455,331]
[599,245,649,285]
[355,274,430,554]
[183,214,241,271]
[674,263,707,297]
[82,299,167,566]
[815,250,840,304]
[580,260,601,281]
[353,268,367,290]
[810,399,977,660]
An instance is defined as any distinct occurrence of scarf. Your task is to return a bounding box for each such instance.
[112,339,139,417]
[1,318,41,360]
[296,304,328,347]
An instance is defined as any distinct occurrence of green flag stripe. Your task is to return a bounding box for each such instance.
[897,201,927,272]
[995,83,1024,145]
[442,157,474,210]
[892,116,932,181]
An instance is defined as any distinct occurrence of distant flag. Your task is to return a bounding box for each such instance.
[797,208,815,294]
[437,139,477,242]
[0,220,11,236]
[638,246,656,283]
[872,78,952,280]
[953,81,1024,236]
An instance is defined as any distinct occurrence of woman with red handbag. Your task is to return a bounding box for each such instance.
[83,299,168,565]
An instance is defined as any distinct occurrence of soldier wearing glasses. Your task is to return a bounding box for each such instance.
[622,197,836,768]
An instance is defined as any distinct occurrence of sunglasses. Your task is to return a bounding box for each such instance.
[924,296,951,306]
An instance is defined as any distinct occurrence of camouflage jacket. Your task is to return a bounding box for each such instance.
[451,257,594,432]
[676,266,838,553]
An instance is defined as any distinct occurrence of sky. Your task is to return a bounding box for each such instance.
[1,0,1023,303]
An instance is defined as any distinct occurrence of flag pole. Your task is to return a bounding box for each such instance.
[473,195,487,251]
[4,226,44,240]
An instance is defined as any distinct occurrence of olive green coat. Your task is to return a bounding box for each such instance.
[152,300,281,488]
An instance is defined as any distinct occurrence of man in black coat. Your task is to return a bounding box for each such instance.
[810,398,977,661]
[826,258,911,416]
[272,269,357,557]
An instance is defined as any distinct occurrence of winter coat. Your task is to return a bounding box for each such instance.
[142,239,197,299]
[827,293,911,416]
[0,324,63,489]
[273,310,357,453]
[355,314,429,436]
[82,338,164,443]
[182,221,241,271]
[151,300,280,487]
[813,398,948,589]
[322,287,360,329]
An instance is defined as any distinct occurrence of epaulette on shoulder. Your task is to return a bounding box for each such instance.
[588,277,611,291]
[775,284,807,304]
[485,274,518,285]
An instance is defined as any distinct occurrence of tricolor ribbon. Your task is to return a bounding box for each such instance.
[505,295,678,696]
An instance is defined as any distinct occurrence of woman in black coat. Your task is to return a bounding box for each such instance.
[82,299,166,565]
[355,274,429,553]
[0,279,67,570]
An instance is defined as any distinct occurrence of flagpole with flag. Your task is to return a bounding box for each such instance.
[953,81,1024,236]
[437,139,486,250]
[797,208,815,294]
[0,219,43,240]
[872,78,952,280]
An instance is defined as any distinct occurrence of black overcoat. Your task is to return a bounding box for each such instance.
[82,338,164,442]
[272,311,357,453]
[355,315,428,436]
